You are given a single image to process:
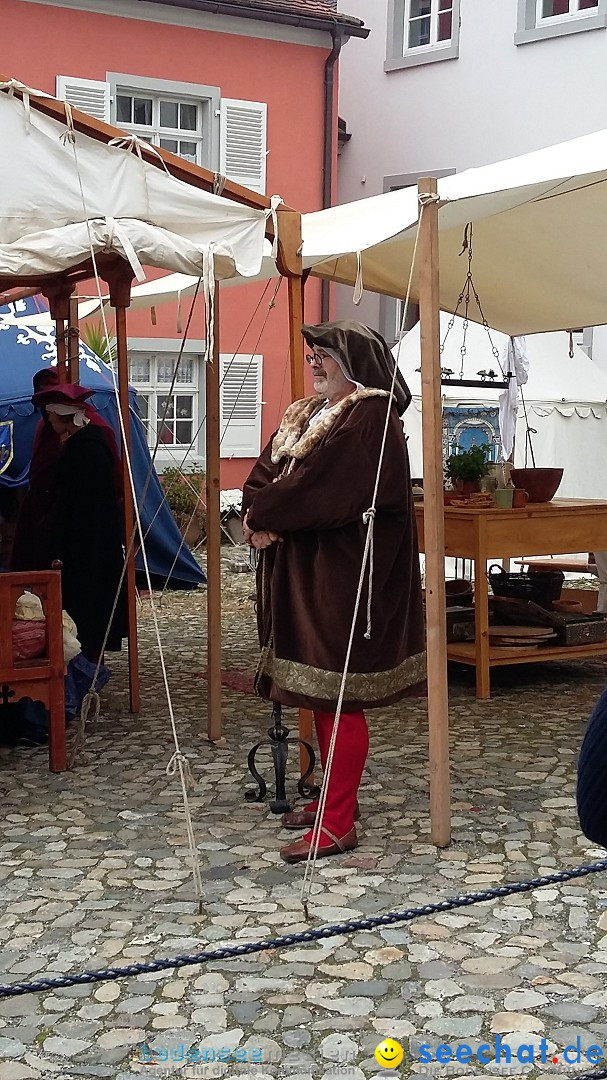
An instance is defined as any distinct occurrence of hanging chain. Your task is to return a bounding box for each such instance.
[440,223,506,381]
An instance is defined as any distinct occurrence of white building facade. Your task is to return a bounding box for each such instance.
[337,0,607,364]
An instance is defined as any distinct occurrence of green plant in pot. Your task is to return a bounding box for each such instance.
[161,467,206,544]
[445,444,492,494]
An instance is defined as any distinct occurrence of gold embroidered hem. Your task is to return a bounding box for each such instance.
[259,649,427,703]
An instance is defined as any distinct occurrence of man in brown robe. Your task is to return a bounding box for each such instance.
[242,320,425,864]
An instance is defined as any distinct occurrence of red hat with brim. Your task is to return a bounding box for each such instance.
[32,383,94,409]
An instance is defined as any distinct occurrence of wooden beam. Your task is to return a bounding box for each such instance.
[417,177,451,849]
[205,289,223,743]
[0,286,41,306]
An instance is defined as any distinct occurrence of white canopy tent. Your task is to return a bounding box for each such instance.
[71,125,607,336]
[396,315,607,500]
[0,77,301,750]
[0,86,268,283]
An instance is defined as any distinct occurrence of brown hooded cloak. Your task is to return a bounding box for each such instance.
[242,321,425,711]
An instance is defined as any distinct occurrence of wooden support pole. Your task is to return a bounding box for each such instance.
[44,282,73,382]
[101,261,140,716]
[287,275,306,400]
[55,319,67,380]
[205,288,223,743]
[287,275,315,773]
[67,294,80,383]
[114,302,140,715]
[418,177,451,849]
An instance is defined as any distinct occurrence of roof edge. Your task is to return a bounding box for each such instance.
[137,0,369,37]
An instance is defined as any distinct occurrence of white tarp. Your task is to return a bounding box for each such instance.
[302,128,607,335]
[0,88,267,282]
[71,125,607,335]
[396,314,607,500]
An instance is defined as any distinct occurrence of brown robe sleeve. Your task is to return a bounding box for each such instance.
[246,399,408,534]
[241,434,278,520]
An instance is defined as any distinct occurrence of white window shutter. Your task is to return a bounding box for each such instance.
[219,98,267,195]
[56,76,111,123]
[220,354,263,458]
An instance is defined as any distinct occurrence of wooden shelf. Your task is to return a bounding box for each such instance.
[448,640,607,668]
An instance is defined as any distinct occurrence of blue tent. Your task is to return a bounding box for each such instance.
[0,298,204,589]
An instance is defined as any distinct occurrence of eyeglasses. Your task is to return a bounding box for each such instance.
[305,351,331,366]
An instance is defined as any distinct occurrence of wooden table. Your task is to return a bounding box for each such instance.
[415,498,607,699]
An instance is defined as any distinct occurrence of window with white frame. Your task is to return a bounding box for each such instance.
[116,92,203,165]
[405,0,453,50]
[56,74,268,193]
[537,0,598,22]
[128,349,200,451]
[386,0,460,70]
[515,0,607,44]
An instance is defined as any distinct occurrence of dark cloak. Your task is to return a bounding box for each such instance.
[10,406,123,572]
[45,425,127,657]
[302,320,412,416]
[242,389,425,711]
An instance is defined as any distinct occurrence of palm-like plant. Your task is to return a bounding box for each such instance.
[81,320,117,365]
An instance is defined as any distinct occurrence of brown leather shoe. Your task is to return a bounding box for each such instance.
[281,803,360,830]
[280,827,358,864]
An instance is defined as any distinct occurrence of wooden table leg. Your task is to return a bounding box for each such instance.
[49,679,67,773]
[474,555,491,699]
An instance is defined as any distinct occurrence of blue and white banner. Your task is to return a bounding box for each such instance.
[0,420,14,476]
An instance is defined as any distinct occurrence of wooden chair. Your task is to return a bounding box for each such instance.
[0,570,66,772]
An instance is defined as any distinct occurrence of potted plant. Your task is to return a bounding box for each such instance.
[161,467,206,545]
[444,444,492,495]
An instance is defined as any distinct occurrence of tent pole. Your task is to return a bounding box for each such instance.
[44,282,73,382]
[115,301,140,715]
[104,265,140,715]
[55,319,67,381]
[287,274,315,776]
[418,177,451,848]
[205,288,223,743]
[67,294,80,383]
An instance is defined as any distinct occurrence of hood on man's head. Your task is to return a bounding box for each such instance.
[301,320,412,416]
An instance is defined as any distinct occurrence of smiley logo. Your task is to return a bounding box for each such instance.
[374,1038,404,1068]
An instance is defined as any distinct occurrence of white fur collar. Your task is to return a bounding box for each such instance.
[271,387,390,464]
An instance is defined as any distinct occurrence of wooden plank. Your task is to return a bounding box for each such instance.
[205,289,223,743]
[418,177,450,849]
[448,640,607,666]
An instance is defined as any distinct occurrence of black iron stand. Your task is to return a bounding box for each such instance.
[245,703,320,814]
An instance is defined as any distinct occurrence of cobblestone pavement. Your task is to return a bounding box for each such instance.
[1,560,607,1080]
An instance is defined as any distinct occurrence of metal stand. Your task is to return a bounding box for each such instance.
[245,703,320,814]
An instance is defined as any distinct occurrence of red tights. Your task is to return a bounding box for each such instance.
[303,708,369,847]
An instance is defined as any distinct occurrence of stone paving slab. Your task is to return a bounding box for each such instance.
[1,563,607,1078]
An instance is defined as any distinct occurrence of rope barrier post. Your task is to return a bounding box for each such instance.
[418,177,451,849]
[67,293,80,383]
[105,264,140,715]
[286,272,315,779]
[205,286,223,743]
